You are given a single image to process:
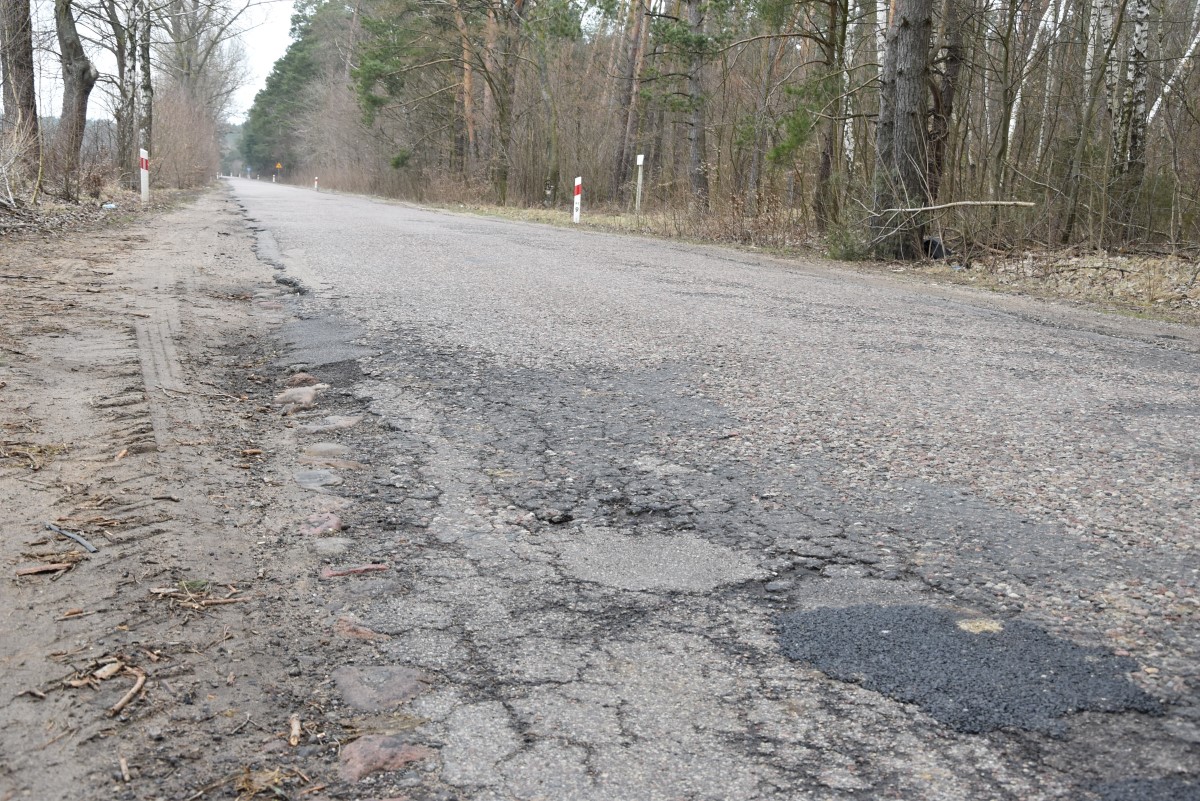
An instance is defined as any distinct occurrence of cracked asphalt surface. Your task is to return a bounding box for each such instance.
[228,179,1199,800]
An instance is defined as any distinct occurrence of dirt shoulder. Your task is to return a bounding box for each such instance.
[0,189,374,800]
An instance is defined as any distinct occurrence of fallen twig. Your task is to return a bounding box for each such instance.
[288,714,302,746]
[57,608,99,621]
[16,562,73,576]
[45,522,98,553]
[107,666,147,717]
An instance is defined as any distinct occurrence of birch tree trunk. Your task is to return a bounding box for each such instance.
[1114,0,1150,175]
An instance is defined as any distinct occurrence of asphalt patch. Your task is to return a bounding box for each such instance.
[778,604,1161,734]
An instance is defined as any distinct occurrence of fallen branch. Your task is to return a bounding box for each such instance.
[881,200,1036,214]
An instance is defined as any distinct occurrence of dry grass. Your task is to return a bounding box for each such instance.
[883,250,1200,324]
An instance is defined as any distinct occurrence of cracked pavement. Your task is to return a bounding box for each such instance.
[229,179,1199,800]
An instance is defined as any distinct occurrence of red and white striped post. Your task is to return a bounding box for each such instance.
[139,149,149,206]
[573,176,582,223]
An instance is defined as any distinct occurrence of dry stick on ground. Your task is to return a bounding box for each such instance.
[45,522,98,552]
[107,667,147,716]
[288,714,302,746]
[16,562,73,576]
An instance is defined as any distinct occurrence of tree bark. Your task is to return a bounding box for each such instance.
[1115,0,1150,176]
[1,0,40,167]
[54,0,99,198]
[871,0,933,259]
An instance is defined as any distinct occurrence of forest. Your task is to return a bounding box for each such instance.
[3,0,1200,260]
[241,0,1200,259]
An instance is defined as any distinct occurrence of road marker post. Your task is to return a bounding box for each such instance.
[139,149,149,206]
[635,154,644,217]
[314,176,319,191]
[573,176,582,223]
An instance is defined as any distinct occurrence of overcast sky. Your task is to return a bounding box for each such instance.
[231,0,295,120]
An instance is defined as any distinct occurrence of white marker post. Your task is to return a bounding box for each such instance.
[139,149,149,206]
[573,176,582,223]
[635,154,645,216]
[314,176,319,191]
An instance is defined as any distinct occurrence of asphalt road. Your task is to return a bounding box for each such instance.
[227,178,1199,800]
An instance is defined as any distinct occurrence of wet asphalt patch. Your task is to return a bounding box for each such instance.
[778,604,1161,734]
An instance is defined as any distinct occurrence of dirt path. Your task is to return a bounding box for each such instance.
[0,191,360,800]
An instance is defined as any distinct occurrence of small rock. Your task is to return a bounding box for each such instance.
[333,665,428,710]
[338,736,435,782]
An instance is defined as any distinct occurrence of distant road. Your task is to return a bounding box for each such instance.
[228,177,1199,801]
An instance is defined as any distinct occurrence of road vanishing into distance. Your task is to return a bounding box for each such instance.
[227,178,1199,801]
